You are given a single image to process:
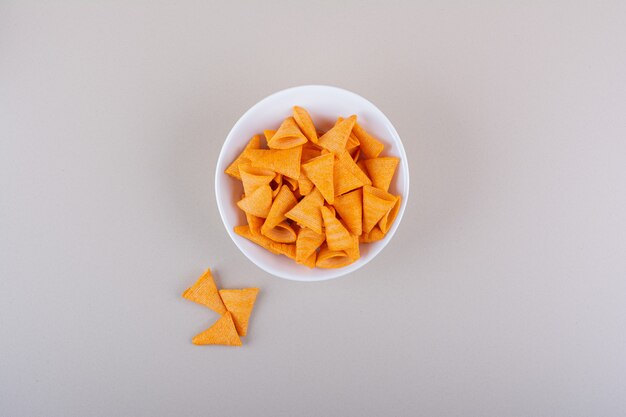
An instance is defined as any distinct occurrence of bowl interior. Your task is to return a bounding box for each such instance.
[215,85,409,281]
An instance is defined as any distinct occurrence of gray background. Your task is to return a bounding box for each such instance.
[1,1,625,416]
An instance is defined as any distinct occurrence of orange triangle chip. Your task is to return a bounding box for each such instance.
[302,251,317,268]
[239,164,275,196]
[333,151,371,196]
[225,135,262,180]
[284,188,325,234]
[293,106,318,144]
[268,117,308,149]
[346,133,360,151]
[237,184,272,218]
[245,212,264,236]
[333,162,364,196]
[336,117,360,152]
[263,220,297,243]
[295,227,326,264]
[248,146,301,179]
[363,157,399,192]
[379,195,401,234]
[333,188,362,236]
[263,129,276,143]
[344,234,360,261]
[219,288,259,337]
[301,143,322,163]
[360,225,386,243]
[356,159,369,177]
[298,173,314,196]
[318,115,356,154]
[235,225,296,259]
[362,185,397,234]
[350,147,361,163]
[283,175,298,190]
[281,244,296,260]
[338,150,371,186]
[301,153,335,204]
[321,206,353,251]
[271,173,283,197]
[192,311,242,346]
[262,185,297,236]
[353,122,384,159]
[316,244,355,269]
[182,268,227,315]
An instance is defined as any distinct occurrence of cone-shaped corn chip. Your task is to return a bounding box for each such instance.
[284,188,325,234]
[293,106,318,144]
[281,244,296,260]
[346,134,360,152]
[248,146,301,179]
[335,117,361,152]
[239,163,275,178]
[321,206,353,251]
[301,142,322,163]
[316,244,355,269]
[350,147,361,162]
[302,251,317,268]
[263,129,276,143]
[334,163,364,196]
[298,173,314,196]
[225,135,262,180]
[344,234,360,261]
[192,311,241,346]
[363,157,399,192]
[333,188,362,236]
[182,268,227,315]
[356,159,369,177]
[245,212,263,236]
[284,175,298,190]
[333,151,371,196]
[235,225,296,259]
[318,115,356,154]
[301,153,334,204]
[359,225,386,243]
[268,117,308,149]
[295,227,326,264]
[262,220,297,243]
[338,150,371,186]
[219,288,259,337]
[271,173,283,197]
[239,164,275,196]
[237,184,272,218]
[379,195,401,234]
[262,185,297,235]
[353,122,384,159]
[362,185,396,234]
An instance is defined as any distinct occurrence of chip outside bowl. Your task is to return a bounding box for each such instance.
[215,85,410,281]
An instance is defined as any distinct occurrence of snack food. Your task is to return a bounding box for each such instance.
[181,268,227,315]
[182,268,259,346]
[192,311,242,346]
[218,288,259,337]
[226,107,401,269]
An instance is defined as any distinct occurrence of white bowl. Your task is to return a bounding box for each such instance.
[215,85,409,281]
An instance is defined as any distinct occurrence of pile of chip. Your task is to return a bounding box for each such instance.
[225,106,402,269]
[182,268,258,346]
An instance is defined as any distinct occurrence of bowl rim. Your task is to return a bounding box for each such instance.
[215,84,410,281]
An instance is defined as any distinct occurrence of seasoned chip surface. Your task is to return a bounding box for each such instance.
[192,312,242,346]
[182,268,227,315]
